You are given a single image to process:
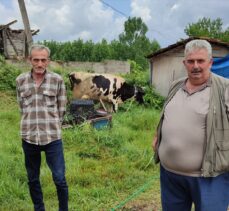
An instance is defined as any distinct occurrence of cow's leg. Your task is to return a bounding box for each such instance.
[111,101,118,113]
[109,97,118,113]
[99,99,107,112]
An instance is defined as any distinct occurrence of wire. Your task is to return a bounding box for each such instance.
[99,0,129,18]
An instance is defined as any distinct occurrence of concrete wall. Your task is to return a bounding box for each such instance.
[63,60,130,74]
[6,59,130,75]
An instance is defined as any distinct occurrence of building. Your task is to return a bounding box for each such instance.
[147,37,229,96]
[0,20,38,59]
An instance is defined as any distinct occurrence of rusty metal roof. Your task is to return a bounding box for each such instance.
[146,36,229,59]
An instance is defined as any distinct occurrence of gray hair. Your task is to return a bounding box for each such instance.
[184,39,212,59]
[29,44,51,57]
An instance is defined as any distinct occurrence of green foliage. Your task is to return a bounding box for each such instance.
[124,60,148,87]
[0,56,22,90]
[119,17,148,46]
[118,17,160,69]
[184,17,229,42]
[123,60,165,110]
[143,86,165,110]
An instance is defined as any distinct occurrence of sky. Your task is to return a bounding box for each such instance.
[1,0,229,48]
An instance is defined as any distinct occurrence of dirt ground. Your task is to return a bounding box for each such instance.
[122,202,160,211]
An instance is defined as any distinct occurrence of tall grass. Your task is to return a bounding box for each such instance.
[0,92,161,211]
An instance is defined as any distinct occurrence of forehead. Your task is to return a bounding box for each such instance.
[185,48,209,59]
[31,49,49,58]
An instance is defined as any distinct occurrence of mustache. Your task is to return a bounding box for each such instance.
[191,68,201,73]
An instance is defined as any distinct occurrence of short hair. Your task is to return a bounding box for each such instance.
[184,39,212,59]
[29,44,51,57]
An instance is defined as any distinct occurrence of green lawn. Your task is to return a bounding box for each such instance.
[0,91,161,211]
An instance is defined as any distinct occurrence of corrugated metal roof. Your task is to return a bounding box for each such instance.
[146,36,229,59]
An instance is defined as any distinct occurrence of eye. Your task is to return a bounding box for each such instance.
[186,60,194,64]
[41,59,48,63]
[32,58,48,63]
[33,58,39,63]
[197,59,205,64]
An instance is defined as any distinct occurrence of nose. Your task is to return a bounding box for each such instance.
[193,60,199,68]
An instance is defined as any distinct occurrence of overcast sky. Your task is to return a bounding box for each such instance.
[1,0,229,48]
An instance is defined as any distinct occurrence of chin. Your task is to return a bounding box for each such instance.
[34,70,45,74]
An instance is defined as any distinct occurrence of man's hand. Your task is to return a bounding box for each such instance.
[152,135,158,152]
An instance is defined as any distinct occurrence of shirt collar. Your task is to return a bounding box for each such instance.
[30,69,48,79]
[181,74,212,95]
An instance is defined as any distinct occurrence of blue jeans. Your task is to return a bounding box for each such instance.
[160,165,229,211]
[22,140,68,211]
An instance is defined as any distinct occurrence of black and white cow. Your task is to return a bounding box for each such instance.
[69,72,144,112]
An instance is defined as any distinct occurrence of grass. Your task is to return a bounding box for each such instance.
[0,91,161,211]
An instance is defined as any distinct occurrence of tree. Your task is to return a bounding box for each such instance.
[91,39,111,62]
[118,17,160,69]
[184,17,229,42]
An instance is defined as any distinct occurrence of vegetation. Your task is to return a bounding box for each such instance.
[184,17,229,42]
[0,55,22,90]
[0,57,163,210]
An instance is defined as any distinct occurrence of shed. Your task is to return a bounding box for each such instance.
[146,37,229,97]
[0,20,39,59]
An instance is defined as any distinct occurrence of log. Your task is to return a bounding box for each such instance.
[0,20,17,31]
[18,0,33,52]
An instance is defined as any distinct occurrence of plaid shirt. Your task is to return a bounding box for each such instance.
[16,70,67,145]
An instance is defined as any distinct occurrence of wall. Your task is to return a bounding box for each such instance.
[4,30,25,59]
[151,55,186,96]
[6,59,130,75]
[62,60,130,74]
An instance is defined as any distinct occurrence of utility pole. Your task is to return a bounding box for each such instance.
[18,0,33,56]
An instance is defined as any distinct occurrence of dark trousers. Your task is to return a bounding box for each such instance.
[160,165,229,211]
[22,140,68,211]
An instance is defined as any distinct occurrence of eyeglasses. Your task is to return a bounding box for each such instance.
[32,58,49,63]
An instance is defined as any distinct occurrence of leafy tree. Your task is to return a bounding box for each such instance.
[91,39,111,62]
[184,17,229,42]
[119,17,160,69]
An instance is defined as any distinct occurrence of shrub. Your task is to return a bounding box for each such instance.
[123,60,165,110]
[143,86,165,110]
[0,56,22,91]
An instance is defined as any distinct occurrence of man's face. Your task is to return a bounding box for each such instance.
[29,49,50,75]
[183,48,213,83]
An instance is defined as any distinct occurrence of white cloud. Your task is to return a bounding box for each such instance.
[131,0,152,23]
[0,0,229,48]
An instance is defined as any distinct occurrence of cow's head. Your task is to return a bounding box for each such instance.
[68,73,82,90]
[134,86,145,104]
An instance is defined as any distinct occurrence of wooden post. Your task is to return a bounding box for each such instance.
[18,0,33,56]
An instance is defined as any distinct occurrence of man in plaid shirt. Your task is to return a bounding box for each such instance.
[16,44,68,211]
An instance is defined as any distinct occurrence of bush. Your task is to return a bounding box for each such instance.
[0,56,22,91]
[123,60,165,110]
[143,86,165,110]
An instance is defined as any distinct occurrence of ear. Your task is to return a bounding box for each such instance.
[209,58,213,65]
